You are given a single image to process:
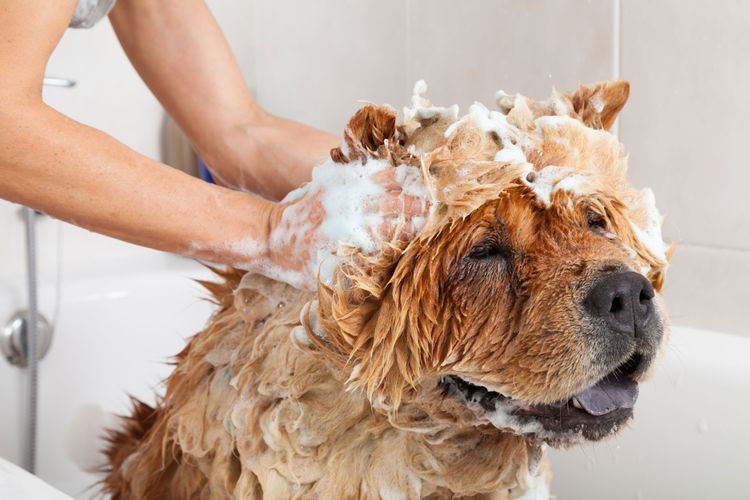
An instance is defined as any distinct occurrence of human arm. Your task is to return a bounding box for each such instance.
[0,0,277,267]
[108,0,339,199]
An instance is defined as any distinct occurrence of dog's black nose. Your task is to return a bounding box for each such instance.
[586,271,655,336]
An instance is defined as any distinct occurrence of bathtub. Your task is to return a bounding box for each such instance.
[548,326,750,499]
[1,219,749,499]
[0,217,215,498]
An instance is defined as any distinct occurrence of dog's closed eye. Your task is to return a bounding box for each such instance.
[586,209,608,231]
[468,243,509,260]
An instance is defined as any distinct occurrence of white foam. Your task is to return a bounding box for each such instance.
[550,94,572,116]
[290,325,311,347]
[445,101,529,165]
[521,165,585,207]
[630,188,670,263]
[554,173,590,197]
[265,157,408,289]
[535,114,611,144]
[535,114,573,129]
[494,89,516,114]
[403,80,459,124]
[515,468,551,500]
[201,81,666,293]
[485,400,544,436]
[226,237,266,261]
[413,79,428,97]
[378,484,408,500]
[298,161,429,286]
[314,158,392,254]
[590,92,605,113]
[394,164,429,199]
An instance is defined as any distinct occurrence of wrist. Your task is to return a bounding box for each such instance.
[264,200,286,262]
[191,187,279,269]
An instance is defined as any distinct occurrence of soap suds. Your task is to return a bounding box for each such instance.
[590,92,605,113]
[520,165,589,207]
[222,158,429,290]
[630,188,670,263]
[549,94,572,116]
[514,468,551,500]
[445,102,529,165]
[189,81,667,293]
[484,400,544,436]
[404,80,459,124]
[290,325,311,347]
[188,156,430,291]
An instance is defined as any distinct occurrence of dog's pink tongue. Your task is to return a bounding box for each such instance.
[575,375,639,416]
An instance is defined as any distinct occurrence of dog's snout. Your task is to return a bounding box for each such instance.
[586,271,655,336]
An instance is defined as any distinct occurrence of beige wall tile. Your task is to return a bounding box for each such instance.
[663,244,750,336]
[253,0,409,134]
[620,0,750,250]
[44,21,163,161]
[0,201,25,288]
[408,0,615,111]
[206,0,258,92]
[42,2,257,164]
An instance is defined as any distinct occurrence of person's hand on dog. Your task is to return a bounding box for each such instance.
[261,163,431,291]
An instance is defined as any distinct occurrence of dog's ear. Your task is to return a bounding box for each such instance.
[331,104,398,163]
[567,80,630,130]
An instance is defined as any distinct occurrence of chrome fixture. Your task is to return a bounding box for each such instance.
[1,311,53,367]
[8,75,76,473]
[42,77,76,88]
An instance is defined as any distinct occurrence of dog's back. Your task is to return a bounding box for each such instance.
[102,267,250,498]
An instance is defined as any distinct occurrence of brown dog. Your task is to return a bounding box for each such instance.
[102,81,670,499]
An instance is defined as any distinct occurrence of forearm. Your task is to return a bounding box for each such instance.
[0,100,276,266]
[109,0,338,199]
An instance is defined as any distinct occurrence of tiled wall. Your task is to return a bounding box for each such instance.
[619,0,750,336]
[3,1,745,336]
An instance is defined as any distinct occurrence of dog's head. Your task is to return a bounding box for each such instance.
[303,81,671,445]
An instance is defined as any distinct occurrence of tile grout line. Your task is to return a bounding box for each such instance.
[671,242,750,255]
[611,0,621,137]
[404,0,412,94]
[251,0,259,99]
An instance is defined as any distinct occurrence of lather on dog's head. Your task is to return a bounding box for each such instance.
[304,81,671,446]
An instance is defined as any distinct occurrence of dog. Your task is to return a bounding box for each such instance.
[102,80,670,499]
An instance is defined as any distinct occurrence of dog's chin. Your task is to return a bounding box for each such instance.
[439,354,643,446]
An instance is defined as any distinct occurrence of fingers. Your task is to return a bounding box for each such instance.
[376,218,419,244]
[370,167,400,192]
[368,165,431,217]
[361,190,430,219]
[361,189,431,248]
[401,194,431,217]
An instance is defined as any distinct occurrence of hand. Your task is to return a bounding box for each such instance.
[264,160,431,291]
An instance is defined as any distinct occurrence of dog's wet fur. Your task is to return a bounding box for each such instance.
[102,81,670,499]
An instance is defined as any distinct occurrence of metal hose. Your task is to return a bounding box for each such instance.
[17,76,76,473]
[22,207,39,473]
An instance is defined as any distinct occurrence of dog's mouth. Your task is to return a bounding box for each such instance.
[439,353,643,444]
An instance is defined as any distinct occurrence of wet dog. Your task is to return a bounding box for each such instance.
[102,80,670,499]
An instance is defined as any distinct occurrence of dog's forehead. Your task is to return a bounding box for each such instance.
[401,81,670,284]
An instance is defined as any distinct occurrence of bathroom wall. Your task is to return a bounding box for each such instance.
[2,1,746,338]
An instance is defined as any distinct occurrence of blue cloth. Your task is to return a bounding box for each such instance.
[197,158,215,184]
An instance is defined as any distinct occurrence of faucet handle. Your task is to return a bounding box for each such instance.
[43,77,76,88]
